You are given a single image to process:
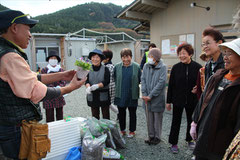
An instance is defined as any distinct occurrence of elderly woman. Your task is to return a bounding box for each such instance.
[85,49,110,119]
[191,38,240,160]
[114,48,141,138]
[41,50,66,122]
[141,48,167,145]
[166,43,202,153]
[201,27,225,83]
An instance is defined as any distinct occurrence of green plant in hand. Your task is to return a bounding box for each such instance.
[75,58,92,71]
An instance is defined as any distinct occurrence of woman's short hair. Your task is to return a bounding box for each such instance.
[177,43,194,56]
[120,48,132,57]
[148,43,156,49]
[102,49,113,61]
[199,52,210,62]
[202,27,225,43]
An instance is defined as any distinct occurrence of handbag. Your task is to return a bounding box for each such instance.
[19,120,51,160]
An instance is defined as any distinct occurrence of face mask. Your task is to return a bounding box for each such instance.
[49,59,58,66]
[148,58,155,65]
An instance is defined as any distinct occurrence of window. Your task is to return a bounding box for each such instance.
[36,47,60,68]
[36,47,47,62]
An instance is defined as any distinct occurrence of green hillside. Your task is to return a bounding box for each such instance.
[31,2,138,33]
[0,3,148,39]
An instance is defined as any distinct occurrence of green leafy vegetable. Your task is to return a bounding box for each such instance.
[75,59,92,71]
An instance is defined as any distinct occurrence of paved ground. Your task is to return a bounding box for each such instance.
[0,87,194,160]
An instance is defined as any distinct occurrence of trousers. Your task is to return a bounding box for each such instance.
[45,107,63,123]
[91,106,110,120]
[0,125,21,160]
[146,111,163,139]
[118,106,137,132]
[169,104,195,145]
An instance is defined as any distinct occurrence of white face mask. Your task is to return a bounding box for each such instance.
[148,58,155,65]
[49,59,58,66]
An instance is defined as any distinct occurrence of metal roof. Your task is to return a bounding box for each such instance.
[32,33,67,37]
[68,28,136,45]
[116,0,168,23]
[132,22,150,33]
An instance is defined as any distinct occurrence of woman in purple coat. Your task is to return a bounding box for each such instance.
[41,50,66,122]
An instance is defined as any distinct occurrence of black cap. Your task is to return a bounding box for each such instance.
[0,9,39,30]
[46,50,61,62]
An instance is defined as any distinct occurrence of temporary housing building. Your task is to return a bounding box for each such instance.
[25,29,148,71]
[116,0,240,67]
[68,28,149,65]
[25,33,96,71]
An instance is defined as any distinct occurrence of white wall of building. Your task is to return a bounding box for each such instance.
[150,0,240,66]
[97,41,136,65]
[65,38,96,70]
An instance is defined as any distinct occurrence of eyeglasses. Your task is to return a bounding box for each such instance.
[201,41,218,47]
[11,14,30,24]
[222,51,233,58]
[201,41,213,47]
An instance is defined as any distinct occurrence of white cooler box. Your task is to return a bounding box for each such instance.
[43,118,81,160]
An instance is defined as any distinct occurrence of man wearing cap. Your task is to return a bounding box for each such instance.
[0,9,86,159]
[191,38,240,159]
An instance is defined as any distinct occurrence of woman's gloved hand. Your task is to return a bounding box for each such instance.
[190,121,197,140]
[90,84,99,91]
[86,87,91,94]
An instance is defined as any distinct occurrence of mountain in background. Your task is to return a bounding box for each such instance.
[0,3,148,39]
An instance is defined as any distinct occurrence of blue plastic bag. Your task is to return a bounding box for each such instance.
[65,146,81,160]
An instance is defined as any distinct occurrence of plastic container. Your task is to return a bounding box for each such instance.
[103,147,124,160]
[77,66,89,80]
[42,118,81,160]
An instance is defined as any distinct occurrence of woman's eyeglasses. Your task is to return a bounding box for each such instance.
[201,41,213,47]
[222,51,233,57]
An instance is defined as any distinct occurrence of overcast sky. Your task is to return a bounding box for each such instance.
[0,0,134,17]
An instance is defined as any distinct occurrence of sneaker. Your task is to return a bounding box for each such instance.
[144,137,154,145]
[191,155,196,160]
[127,132,136,138]
[171,145,179,154]
[188,140,196,150]
[152,137,161,145]
[120,131,126,136]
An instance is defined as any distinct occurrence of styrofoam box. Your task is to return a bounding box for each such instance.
[42,118,81,160]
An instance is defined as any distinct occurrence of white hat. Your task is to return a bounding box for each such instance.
[219,38,240,56]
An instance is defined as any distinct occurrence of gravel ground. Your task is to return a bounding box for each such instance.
[0,87,194,160]
[44,87,193,160]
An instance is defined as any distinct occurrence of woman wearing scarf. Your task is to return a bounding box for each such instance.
[191,38,240,160]
[41,50,66,122]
